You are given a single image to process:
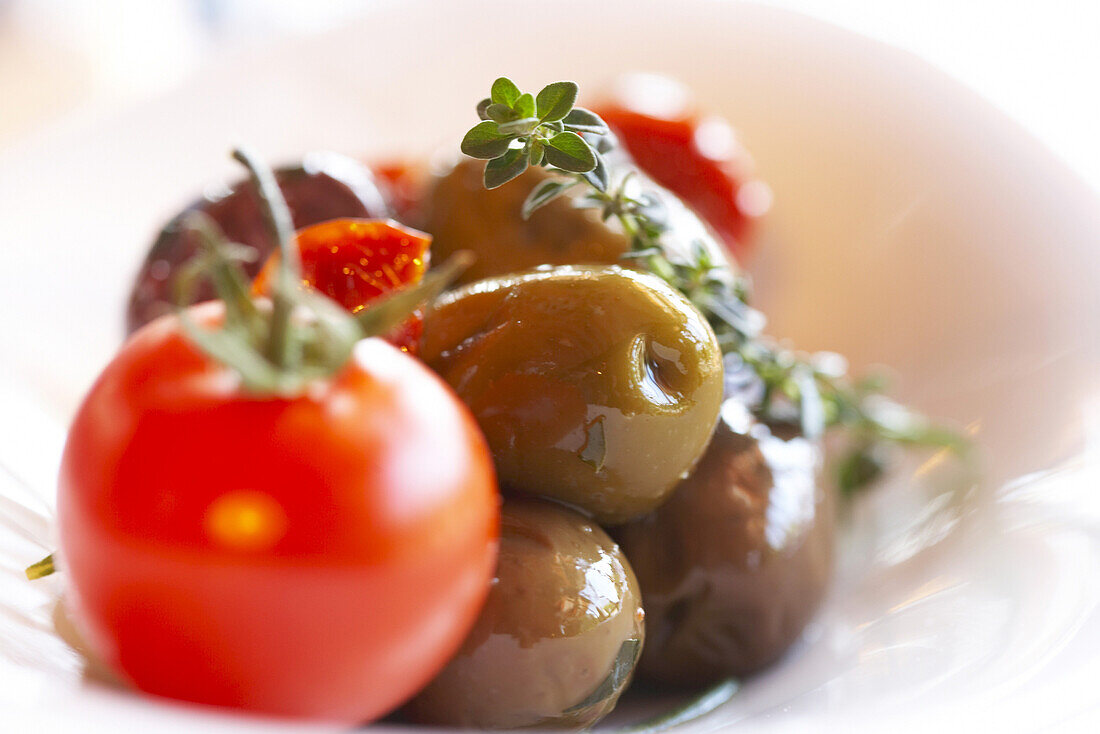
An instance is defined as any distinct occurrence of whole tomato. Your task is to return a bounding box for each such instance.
[56,302,499,723]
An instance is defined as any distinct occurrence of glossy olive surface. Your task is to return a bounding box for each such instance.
[423,160,628,284]
[422,157,734,286]
[403,498,645,730]
[421,265,724,525]
[616,401,835,685]
[126,152,389,332]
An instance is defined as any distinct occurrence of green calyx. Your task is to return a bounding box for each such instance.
[463,77,967,495]
[174,147,470,397]
[24,151,469,586]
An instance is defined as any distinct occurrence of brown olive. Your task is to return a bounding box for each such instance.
[403,498,644,730]
[126,152,389,332]
[616,400,835,685]
[422,157,734,286]
[422,160,628,284]
[421,265,724,525]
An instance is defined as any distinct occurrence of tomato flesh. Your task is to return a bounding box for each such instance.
[56,304,499,722]
[253,218,430,353]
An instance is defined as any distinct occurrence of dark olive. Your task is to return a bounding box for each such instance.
[403,498,644,730]
[126,151,389,333]
[422,157,733,286]
[420,265,724,525]
[616,400,835,685]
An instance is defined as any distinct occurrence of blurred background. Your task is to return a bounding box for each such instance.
[2,0,1099,191]
[2,3,1099,730]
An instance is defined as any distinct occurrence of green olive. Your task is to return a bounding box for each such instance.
[422,160,628,285]
[403,498,644,730]
[422,157,734,285]
[421,265,724,525]
[615,401,835,685]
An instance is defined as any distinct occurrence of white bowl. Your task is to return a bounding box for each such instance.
[1,1,1098,731]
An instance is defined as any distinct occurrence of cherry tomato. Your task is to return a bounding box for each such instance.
[253,219,430,353]
[595,75,771,260]
[56,303,499,722]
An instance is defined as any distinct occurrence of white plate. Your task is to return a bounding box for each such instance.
[1,1,1099,731]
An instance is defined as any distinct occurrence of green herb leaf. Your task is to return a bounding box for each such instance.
[492,77,521,106]
[582,150,610,192]
[498,117,540,136]
[836,444,886,496]
[461,121,514,159]
[25,553,56,580]
[795,366,825,439]
[476,97,492,120]
[485,102,519,123]
[522,178,575,219]
[563,107,610,135]
[514,92,536,118]
[484,146,529,189]
[544,131,597,173]
[490,76,521,106]
[528,139,545,167]
[536,81,579,122]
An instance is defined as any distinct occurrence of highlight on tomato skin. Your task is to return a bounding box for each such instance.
[253,218,431,353]
[594,74,772,261]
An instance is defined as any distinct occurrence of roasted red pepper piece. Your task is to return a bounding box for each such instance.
[595,76,770,261]
[253,219,430,353]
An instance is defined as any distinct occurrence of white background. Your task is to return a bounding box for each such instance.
[2,0,1099,194]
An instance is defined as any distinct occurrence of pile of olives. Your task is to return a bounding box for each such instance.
[404,160,835,728]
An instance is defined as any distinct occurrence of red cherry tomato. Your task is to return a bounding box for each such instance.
[56,303,499,723]
[595,76,770,261]
[253,219,430,353]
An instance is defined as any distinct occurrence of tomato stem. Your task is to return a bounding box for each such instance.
[232,147,301,371]
[171,149,471,396]
[354,251,474,338]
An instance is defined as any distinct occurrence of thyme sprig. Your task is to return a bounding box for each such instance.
[461,78,610,189]
[463,77,965,495]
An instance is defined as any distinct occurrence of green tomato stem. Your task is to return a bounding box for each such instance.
[231,147,301,370]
